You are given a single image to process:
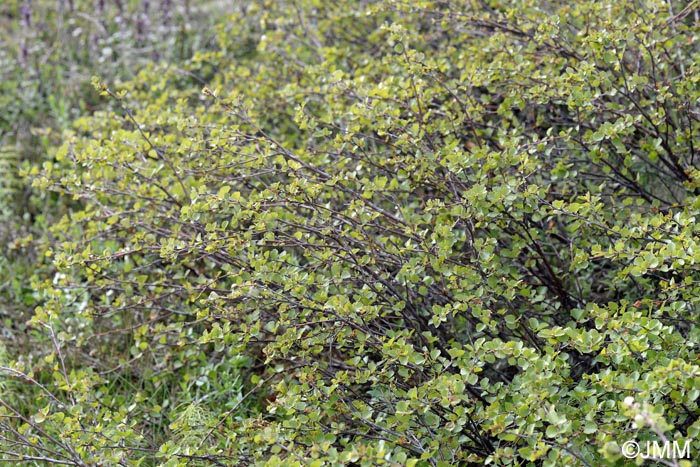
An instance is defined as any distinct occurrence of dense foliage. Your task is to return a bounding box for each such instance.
[0,0,222,324]
[3,0,700,466]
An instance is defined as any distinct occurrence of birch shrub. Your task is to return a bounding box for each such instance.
[11,0,700,466]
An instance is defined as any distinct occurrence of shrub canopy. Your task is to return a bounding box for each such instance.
[5,0,700,466]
